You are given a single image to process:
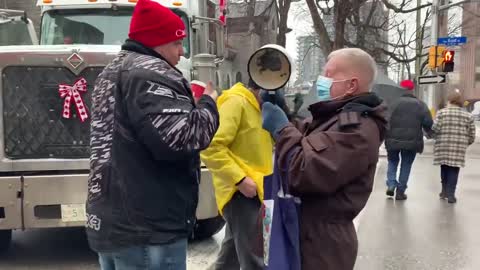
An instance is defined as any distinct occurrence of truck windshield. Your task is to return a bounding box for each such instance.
[40,8,190,57]
[0,20,35,45]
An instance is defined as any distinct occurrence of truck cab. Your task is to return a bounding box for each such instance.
[0,0,227,252]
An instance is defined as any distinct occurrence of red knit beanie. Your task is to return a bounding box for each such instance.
[129,0,187,48]
[400,79,415,91]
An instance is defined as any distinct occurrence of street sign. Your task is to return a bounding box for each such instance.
[418,74,447,85]
[437,36,467,46]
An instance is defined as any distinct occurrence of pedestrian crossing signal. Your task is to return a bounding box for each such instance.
[442,50,455,72]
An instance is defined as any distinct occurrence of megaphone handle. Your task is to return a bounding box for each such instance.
[269,91,276,105]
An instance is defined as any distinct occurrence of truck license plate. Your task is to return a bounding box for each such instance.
[61,204,87,222]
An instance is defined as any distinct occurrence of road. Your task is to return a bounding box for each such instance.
[0,227,223,270]
[355,145,480,269]
[0,140,479,270]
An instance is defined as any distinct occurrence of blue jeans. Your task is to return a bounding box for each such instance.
[98,238,188,270]
[386,150,417,193]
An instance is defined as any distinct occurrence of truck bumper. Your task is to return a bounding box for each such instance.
[0,169,219,230]
[0,177,22,230]
[0,174,88,230]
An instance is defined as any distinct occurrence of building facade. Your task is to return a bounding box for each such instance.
[295,35,323,85]
[460,2,480,102]
[222,0,278,88]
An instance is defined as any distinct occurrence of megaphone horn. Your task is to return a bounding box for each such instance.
[247,44,293,91]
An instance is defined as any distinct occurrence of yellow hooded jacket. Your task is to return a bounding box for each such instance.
[201,83,273,213]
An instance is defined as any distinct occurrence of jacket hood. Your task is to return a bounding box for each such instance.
[310,93,388,140]
[218,83,260,111]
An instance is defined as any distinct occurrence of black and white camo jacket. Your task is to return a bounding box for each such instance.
[85,40,219,252]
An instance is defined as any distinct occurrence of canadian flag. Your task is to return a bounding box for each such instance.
[219,0,227,25]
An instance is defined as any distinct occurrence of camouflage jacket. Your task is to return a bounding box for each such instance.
[85,40,219,252]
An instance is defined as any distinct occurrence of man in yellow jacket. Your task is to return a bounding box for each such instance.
[201,79,274,270]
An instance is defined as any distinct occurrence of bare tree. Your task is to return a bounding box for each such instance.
[277,0,294,46]
[304,0,433,77]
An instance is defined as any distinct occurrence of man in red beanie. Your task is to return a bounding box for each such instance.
[384,79,433,200]
[85,0,220,269]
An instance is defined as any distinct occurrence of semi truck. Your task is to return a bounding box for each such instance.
[0,0,231,251]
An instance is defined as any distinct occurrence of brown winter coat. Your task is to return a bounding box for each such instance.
[275,93,387,270]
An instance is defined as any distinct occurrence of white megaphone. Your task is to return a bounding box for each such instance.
[247,44,293,91]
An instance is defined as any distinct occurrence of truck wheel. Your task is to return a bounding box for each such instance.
[192,216,225,241]
[0,230,12,253]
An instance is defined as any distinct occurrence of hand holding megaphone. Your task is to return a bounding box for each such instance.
[260,89,286,107]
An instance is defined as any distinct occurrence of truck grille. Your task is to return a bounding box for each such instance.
[2,66,104,159]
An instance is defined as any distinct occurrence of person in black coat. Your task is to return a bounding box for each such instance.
[384,80,433,200]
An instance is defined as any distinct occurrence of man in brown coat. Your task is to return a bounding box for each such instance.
[261,48,388,270]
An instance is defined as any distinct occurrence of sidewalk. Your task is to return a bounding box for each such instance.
[355,156,480,270]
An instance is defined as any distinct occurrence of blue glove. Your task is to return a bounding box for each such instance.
[262,102,289,139]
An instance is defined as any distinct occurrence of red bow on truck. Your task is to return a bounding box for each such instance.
[58,78,89,122]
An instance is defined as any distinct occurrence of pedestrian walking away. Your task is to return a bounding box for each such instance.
[85,0,220,269]
[261,48,387,270]
[384,79,433,200]
[432,89,476,204]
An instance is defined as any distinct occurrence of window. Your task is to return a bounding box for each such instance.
[0,20,34,45]
[215,72,220,88]
[40,8,190,58]
[225,75,231,89]
[236,72,242,83]
[475,72,480,89]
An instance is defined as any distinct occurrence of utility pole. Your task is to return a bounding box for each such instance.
[415,0,422,97]
[427,0,439,113]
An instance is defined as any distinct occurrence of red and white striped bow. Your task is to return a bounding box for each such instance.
[58,78,89,122]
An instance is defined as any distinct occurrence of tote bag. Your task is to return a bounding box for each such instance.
[262,149,301,270]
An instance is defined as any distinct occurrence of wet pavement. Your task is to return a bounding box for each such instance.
[355,155,480,270]
[0,227,223,270]
[0,143,479,270]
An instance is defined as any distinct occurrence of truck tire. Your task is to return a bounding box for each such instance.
[0,230,12,253]
[192,216,225,241]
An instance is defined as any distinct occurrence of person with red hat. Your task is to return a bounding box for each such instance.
[400,79,415,91]
[384,79,433,200]
[85,0,220,269]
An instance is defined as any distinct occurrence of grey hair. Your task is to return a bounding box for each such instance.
[327,48,378,90]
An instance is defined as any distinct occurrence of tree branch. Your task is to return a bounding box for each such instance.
[306,0,333,55]
[381,0,431,13]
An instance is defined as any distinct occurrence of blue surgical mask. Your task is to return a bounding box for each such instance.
[316,75,333,101]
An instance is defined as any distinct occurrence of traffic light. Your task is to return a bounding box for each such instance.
[442,50,455,72]
[428,45,446,70]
